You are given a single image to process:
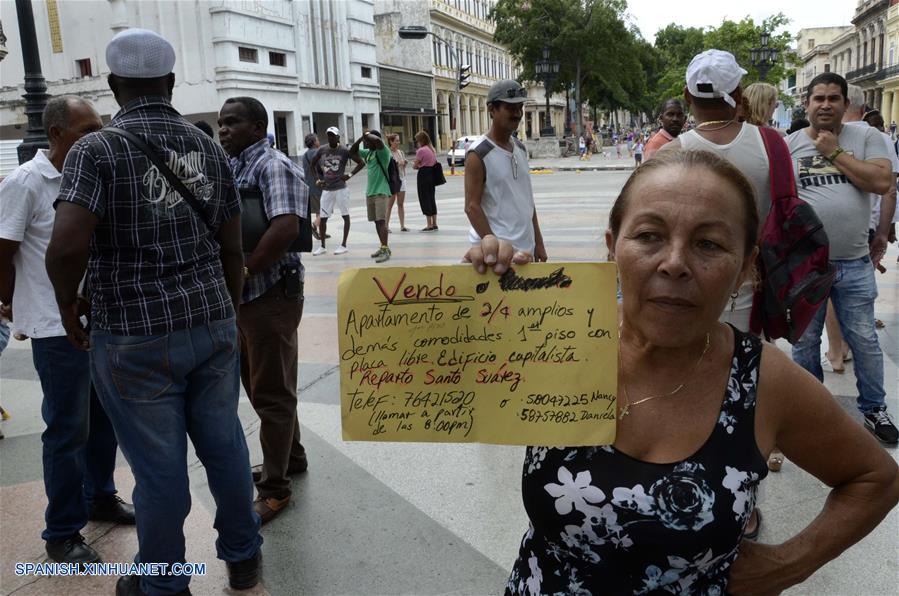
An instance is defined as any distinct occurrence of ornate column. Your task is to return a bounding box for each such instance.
[882,91,893,126]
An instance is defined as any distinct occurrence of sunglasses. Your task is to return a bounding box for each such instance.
[500,87,527,99]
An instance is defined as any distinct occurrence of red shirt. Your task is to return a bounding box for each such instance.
[643,129,675,160]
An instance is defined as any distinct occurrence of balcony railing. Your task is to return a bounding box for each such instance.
[878,64,899,81]
[847,63,878,80]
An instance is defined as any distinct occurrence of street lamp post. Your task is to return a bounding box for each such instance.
[399,25,462,174]
[534,45,560,137]
[14,0,51,165]
[750,29,779,82]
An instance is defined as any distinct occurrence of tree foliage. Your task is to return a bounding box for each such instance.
[492,0,646,133]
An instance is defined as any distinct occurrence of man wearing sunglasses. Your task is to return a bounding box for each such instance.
[464,80,547,263]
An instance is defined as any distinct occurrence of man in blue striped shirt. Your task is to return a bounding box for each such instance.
[218,96,309,525]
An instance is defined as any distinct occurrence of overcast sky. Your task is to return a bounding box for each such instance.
[624,0,858,44]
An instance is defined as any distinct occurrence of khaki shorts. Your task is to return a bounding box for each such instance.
[366,194,389,222]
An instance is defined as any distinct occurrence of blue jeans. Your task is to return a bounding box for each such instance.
[792,257,886,413]
[90,318,261,595]
[31,335,118,541]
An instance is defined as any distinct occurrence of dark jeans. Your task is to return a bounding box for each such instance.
[90,318,261,595]
[31,335,118,542]
[238,283,305,500]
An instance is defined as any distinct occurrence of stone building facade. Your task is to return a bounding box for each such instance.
[0,0,381,157]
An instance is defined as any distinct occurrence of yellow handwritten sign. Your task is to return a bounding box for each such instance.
[338,263,618,446]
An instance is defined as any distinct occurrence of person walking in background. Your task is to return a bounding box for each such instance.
[643,99,686,160]
[743,82,783,134]
[413,130,439,232]
[301,133,325,242]
[633,136,645,166]
[311,127,363,256]
[349,130,394,262]
[386,133,409,232]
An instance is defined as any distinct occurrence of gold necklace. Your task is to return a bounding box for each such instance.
[695,119,735,132]
[618,330,711,420]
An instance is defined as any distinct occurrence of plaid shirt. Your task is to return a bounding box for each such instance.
[56,96,241,335]
[229,138,307,303]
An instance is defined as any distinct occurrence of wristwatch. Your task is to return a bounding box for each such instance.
[826,147,845,162]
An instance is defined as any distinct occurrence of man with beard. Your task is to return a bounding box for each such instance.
[787,73,897,445]
[464,79,547,262]
[643,98,686,160]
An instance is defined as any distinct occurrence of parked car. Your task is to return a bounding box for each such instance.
[446,135,483,166]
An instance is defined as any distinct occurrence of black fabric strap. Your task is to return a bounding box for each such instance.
[103,127,213,229]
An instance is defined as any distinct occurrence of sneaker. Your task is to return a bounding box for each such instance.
[864,409,899,444]
[371,247,383,258]
[312,246,327,256]
[334,245,348,255]
[374,247,391,263]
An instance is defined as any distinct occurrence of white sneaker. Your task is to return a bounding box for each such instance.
[312,246,327,256]
[333,246,348,255]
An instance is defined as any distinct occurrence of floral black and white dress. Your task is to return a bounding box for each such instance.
[507,328,768,595]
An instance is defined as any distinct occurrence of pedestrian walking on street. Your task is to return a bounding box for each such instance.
[386,133,409,232]
[1,95,136,569]
[350,130,394,262]
[413,130,439,232]
[465,79,546,262]
[633,136,644,165]
[46,29,262,594]
[310,127,364,255]
[301,133,324,242]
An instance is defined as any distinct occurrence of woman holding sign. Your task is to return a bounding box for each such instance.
[466,150,898,596]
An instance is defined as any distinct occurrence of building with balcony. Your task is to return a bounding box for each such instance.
[846,0,889,109]
[0,0,381,157]
[793,27,853,106]
[880,0,899,126]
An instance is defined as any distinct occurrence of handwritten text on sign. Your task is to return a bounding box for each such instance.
[338,263,618,446]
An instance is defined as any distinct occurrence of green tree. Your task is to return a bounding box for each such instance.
[492,0,647,136]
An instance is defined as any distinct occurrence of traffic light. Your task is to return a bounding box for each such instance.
[459,64,471,89]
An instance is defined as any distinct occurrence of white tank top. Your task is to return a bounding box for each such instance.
[679,123,772,224]
[467,136,536,253]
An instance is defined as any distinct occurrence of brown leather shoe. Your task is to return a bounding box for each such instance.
[251,458,308,483]
[254,495,290,525]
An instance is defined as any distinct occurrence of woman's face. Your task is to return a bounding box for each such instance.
[606,166,755,347]
[766,97,777,121]
[390,137,399,149]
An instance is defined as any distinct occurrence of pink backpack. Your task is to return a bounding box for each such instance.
[749,127,835,342]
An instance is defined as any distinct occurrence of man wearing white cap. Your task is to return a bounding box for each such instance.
[661,49,779,333]
[45,28,262,595]
[309,126,364,255]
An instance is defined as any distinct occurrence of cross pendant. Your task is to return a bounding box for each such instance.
[618,405,629,420]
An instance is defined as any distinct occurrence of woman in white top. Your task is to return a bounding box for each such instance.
[386,134,409,232]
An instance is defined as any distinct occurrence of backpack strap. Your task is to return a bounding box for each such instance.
[370,150,391,183]
[103,127,213,230]
[757,127,797,203]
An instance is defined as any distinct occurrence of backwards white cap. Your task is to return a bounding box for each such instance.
[106,28,175,79]
[685,49,747,108]
[326,126,341,136]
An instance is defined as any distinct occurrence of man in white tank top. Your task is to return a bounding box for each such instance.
[659,49,781,333]
[464,80,547,262]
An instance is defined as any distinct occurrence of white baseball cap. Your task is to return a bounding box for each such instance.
[106,28,175,79]
[685,49,747,108]
[326,126,341,136]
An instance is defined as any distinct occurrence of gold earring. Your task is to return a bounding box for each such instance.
[730,291,739,312]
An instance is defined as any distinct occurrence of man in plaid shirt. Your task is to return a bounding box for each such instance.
[218,96,309,525]
[45,29,262,595]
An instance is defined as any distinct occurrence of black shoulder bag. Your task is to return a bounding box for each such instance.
[103,127,213,229]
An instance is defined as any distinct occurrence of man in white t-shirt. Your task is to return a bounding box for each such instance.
[464,79,547,268]
[786,74,897,444]
[0,96,135,565]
